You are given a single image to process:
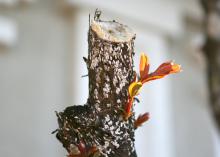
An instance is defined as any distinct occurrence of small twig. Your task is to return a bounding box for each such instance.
[83,57,88,63]
[51,129,58,134]
[134,97,140,103]
[89,14,91,26]
[81,74,88,78]
[94,9,102,21]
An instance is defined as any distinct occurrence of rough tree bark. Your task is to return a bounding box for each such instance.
[55,11,138,157]
[201,0,220,131]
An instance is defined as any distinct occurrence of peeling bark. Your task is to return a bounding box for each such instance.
[55,12,138,157]
[201,0,220,131]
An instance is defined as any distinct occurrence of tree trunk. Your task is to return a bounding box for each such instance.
[55,12,137,157]
[201,0,220,131]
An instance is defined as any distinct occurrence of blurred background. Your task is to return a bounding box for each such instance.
[0,0,219,157]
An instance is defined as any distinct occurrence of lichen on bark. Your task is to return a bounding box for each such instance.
[55,11,137,157]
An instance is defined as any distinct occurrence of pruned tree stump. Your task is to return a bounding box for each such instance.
[55,12,137,157]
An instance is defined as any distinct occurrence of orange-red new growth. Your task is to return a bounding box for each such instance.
[78,141,86,154]
[124,53,181,121]
[139,53,149,80]
[128,81,142,98]
[68,141,98,157]
[141,61,181,83]
[134,112,150,129]
[124,98,133,120]
[124,76,143,120]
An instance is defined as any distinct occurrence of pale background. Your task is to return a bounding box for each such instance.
[0,0,219,157]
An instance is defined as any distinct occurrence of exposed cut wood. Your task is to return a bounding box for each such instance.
[91,20,135,43]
